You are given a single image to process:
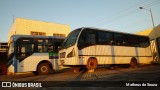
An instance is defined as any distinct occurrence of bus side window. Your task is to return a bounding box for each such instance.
[126,35,140,47]
[16,38,34,61]
[78,29,96,49]
[114,33,127,46]
[84,29,96,44]
[98,31,112,45]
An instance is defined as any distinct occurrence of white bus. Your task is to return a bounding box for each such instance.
[59,27,152,71]
[7,35,64,75]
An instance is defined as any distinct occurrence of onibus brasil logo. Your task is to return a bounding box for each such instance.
[2,82,42,88]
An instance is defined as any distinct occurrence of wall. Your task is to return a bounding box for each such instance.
[137,25,160,62]
[8,18,70,41]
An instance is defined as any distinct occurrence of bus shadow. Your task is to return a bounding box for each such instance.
[74,68,87,81]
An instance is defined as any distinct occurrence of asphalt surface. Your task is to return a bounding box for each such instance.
[0,65,160,90]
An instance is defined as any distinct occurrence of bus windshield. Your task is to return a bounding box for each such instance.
[62,29,81,49]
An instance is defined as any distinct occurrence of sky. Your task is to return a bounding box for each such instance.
[0,0,160,42]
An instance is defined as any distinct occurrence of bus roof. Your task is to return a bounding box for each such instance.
[10,35,65,42]
[80,27,149,38]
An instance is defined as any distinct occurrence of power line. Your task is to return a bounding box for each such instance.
[87,0,150,26]
[88,0,160,28]
[84,0,160,35]
[144,0,160,8]
[97,9,141,27]
[97,0,160,30]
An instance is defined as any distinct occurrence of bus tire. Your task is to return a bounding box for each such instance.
[130,58,137,68]
[86,58,97,70]
[37,63,50,75]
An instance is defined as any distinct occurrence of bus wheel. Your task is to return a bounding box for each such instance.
[37,63,50,75]
[130,58,137,68]
[86,58,97,70]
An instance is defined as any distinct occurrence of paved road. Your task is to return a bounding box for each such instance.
[0,65,160,81]
[0,65,160,90]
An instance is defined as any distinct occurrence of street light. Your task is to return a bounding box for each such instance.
[139,7,155,28]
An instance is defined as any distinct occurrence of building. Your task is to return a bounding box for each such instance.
[0,42,8,75]
[137,24,160,62]
[0,42,8,52]
[8,18,70,41]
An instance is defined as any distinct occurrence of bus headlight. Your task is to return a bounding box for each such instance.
[67,49,75,58]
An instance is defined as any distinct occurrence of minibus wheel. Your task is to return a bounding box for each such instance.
[86,58,97,70]
[37,63,50,75]
[130,58,137,68]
